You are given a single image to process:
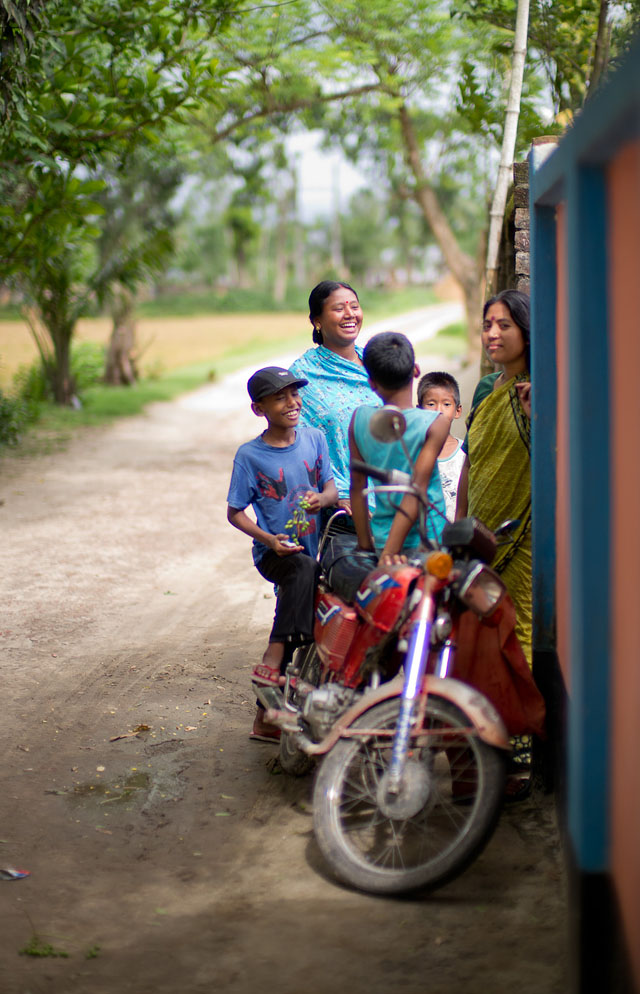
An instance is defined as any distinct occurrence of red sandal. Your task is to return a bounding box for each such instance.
[251,663,284,687]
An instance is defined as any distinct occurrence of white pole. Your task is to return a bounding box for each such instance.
[485,0,530,296]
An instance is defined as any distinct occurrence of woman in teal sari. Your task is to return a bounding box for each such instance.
[456,290,532,666]
[289,281,380,515]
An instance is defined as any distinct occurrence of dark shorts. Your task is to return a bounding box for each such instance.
[256,550,321,644]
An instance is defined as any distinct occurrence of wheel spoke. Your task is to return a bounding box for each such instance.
[315,695,504,892]
[334,718,484,865]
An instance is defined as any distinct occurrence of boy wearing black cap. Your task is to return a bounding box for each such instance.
[227,366,338,742]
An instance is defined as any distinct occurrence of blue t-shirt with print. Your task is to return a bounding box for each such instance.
[227,427,333,565]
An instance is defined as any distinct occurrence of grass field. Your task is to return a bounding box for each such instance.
[0,286,454,390]
[0,287,466,451]
[0,313,312,390]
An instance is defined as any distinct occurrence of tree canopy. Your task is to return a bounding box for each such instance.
[2,0,638,400]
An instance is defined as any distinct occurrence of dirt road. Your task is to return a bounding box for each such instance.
[1,334,567,994]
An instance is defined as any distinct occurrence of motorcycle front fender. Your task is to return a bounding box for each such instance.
[305,674,510,755]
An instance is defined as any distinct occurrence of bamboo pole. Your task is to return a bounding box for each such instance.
[485,0,530,298]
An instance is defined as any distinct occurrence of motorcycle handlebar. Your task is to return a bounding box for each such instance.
[350,460,413,487]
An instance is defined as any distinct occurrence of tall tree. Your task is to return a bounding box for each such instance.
[194,0,495,347]
[0,0,235,403]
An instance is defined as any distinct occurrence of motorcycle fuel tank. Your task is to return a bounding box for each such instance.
[314,590,359,672]
[353,564,421,632]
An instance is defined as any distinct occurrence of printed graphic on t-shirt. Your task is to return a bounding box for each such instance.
[304,456,322,488]
[257,467,287,500]
[254,468,321,539]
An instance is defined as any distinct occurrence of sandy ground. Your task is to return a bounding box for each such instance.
[0,312,568,994]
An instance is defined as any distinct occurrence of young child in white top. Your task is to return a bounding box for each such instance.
[417,371,465,521]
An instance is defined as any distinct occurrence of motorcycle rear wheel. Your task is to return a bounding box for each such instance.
[313,694,506,895]
[278,643,321,777]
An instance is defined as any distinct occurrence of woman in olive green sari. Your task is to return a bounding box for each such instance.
[456,290,532,667]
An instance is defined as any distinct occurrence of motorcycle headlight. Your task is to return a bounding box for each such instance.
[457,563,506,616]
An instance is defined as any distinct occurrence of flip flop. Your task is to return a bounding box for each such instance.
[251,663,284,687]
[249,729,281,743]
[504,773,532,802]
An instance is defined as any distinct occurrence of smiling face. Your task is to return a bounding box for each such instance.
[253,385,302,430]
[482,301,527,373]
[315,286,363,352]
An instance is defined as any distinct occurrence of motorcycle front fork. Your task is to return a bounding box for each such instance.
[387,589,435,795]
[434,638,454,679]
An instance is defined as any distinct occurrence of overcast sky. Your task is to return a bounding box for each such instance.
[287,131,368,221]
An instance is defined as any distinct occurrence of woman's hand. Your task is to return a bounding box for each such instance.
[337,498,352,515]
[515,381,531,418]
[271,534,303,556]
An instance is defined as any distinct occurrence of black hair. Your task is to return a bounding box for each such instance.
[417,371,461,408]
[363,332,415,390]
[483,289,530,371]
[308,280,359,345]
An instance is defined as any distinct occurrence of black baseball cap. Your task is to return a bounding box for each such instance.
[247,366,309,402]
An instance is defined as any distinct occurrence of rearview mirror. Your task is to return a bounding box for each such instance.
[369,405,407,444]
[494,518,520,543]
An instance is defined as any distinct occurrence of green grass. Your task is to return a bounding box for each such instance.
[436,321,466,339]
[0,285,437,323]
[427,320,468,359]
[19,934,70,958]
[131,285,437,320]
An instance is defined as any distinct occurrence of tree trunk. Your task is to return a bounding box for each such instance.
[397,103,483,355]
[291,163,306,289]
[330,160,346,277]
[273,189,290,304]
[30,286,77,405]
[105,287,138,386]
[588,0,610,97]
[49,325,75,405]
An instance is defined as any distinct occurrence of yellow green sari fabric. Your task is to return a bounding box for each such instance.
[467,373,532,666]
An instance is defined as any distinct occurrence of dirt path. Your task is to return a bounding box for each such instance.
[1,331,567,994]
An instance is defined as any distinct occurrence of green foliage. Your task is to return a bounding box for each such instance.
[10,341,105,417]
[19,934,70,958]
[0,0,238,403]
[454,0,640,114]
[138,288,311,317]
[135,285,436,318]
[13,360,48,407]
[70,342,106,393]
[0,390,31,447]
[0,0,48,120]
[436,321,467,340]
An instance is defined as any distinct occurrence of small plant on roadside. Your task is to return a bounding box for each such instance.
[0,391,31,447]
[142,358,166,381]
[71,341,106,393]
[85,944,101,959]
[19,933,70,958]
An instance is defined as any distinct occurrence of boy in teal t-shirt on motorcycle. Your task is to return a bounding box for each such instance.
[349,332,448,564]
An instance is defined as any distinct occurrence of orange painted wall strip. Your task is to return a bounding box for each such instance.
[607,139,640,989]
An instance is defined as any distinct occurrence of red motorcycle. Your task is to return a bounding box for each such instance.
[253,407,543,896]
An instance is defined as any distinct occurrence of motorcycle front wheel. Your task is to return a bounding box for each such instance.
[278,643,322,777]
[312,694,507,895]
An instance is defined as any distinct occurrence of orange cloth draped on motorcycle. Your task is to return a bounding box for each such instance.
[448,596,545,738]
